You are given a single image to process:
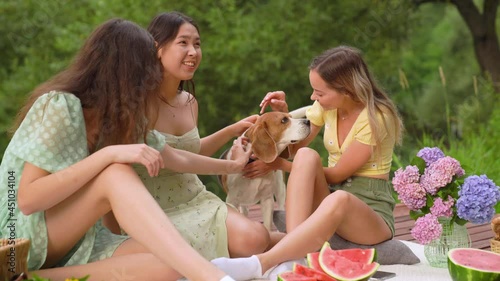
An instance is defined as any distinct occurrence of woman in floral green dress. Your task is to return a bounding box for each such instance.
[0,18,249,281]
[129,12,277,261]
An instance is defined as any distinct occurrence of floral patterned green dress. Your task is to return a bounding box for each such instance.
[0,91,165,269]
[134,127,230,260]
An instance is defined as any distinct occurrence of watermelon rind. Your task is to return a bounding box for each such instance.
[307,252,323,272]
[319,241,379,281]
[448,248,500,281]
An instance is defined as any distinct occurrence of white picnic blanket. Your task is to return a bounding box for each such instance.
[375,241,451,281]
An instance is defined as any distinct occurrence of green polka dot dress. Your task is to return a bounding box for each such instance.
[0,91,137,270]
[134,127,230,260]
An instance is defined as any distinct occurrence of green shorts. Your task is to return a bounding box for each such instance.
[329,176,395,237]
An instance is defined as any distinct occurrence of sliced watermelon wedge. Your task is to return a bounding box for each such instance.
[448,248,500,281]
[293,263,338,281]
[334,248,377,264]
[277,271,316,281]
[319,242,379,281]
[307,252,323,272]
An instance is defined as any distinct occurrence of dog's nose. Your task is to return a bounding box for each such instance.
[304,119,310,126]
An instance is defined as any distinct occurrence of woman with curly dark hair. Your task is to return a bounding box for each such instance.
[0,18,248,281]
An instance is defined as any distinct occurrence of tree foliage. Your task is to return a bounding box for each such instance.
[413,0,500,92]
[0,1,499,192]
[0,0,411,158]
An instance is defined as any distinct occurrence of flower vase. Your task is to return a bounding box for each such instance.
[424,217,471,268]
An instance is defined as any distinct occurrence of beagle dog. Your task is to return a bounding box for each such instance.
[220,111,311,230]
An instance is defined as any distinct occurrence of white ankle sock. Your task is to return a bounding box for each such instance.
[220,276,236,281]
[211,255,262,281]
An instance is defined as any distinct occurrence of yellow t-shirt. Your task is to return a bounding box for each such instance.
[306,100,395,176]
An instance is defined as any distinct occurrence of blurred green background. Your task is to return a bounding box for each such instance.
[0,0,499,211]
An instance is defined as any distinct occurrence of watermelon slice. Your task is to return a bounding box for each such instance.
[334,248,377,264]
[307,252,323,272]
[308,248,376,268]
[319,242,379,281]
[293,263,338,281]
[277,271,316,281]
[448,248,500,281]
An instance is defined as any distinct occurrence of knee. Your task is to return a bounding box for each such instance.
[92,163,142,200]
[230,221,270,257]
[243,221,270,253]
[97,163,140,189]
[323,190,351,214]
[293,148,321,166]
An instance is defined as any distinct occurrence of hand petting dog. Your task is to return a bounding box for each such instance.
[260,91,289,113]
[222,111,310,230]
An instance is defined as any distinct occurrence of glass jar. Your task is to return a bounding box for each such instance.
[424,217,471,268]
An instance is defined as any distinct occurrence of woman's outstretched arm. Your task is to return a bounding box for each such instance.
[161,136,252,175]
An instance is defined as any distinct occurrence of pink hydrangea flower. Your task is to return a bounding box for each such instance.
[411,214,443,245]
[420,156,465,195]
[397,183,427,210]
[430,196,454,217]
[392,165,420,193]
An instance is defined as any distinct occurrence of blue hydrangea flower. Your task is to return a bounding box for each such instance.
[457,175,500,224]
[417,147,445,166]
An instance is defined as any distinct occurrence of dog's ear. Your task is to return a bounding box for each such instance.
[246,124,278,163]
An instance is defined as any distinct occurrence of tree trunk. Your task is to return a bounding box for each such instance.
[415,0,500,92]
[452,0,500,92]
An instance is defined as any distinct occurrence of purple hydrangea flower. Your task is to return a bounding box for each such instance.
[457,175,500,224]
[417,147,445,166]
[430,196,454,218]
[420,156,465,195]
[411,214,443,245]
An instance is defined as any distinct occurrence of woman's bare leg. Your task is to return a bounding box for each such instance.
[267,232,286,250]
[43,163,225,281]
[226,206,270,257]
[225,211,286,256]
[257,194,392,273]
[32,253,180,281]
[285,148,330,231]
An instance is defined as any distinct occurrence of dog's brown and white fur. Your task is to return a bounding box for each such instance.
[220,111,311,230]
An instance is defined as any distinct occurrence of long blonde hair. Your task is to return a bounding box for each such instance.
[309,46,403,150]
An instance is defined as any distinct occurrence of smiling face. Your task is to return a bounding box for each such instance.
[158,23,202,82]
[309,70,345,110]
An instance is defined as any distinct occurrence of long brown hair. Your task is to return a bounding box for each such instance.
[147,11,199,100]
[309,46,403,149]
[12,18,162,151]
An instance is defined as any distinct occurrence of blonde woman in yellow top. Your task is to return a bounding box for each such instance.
[211,45,404,280]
